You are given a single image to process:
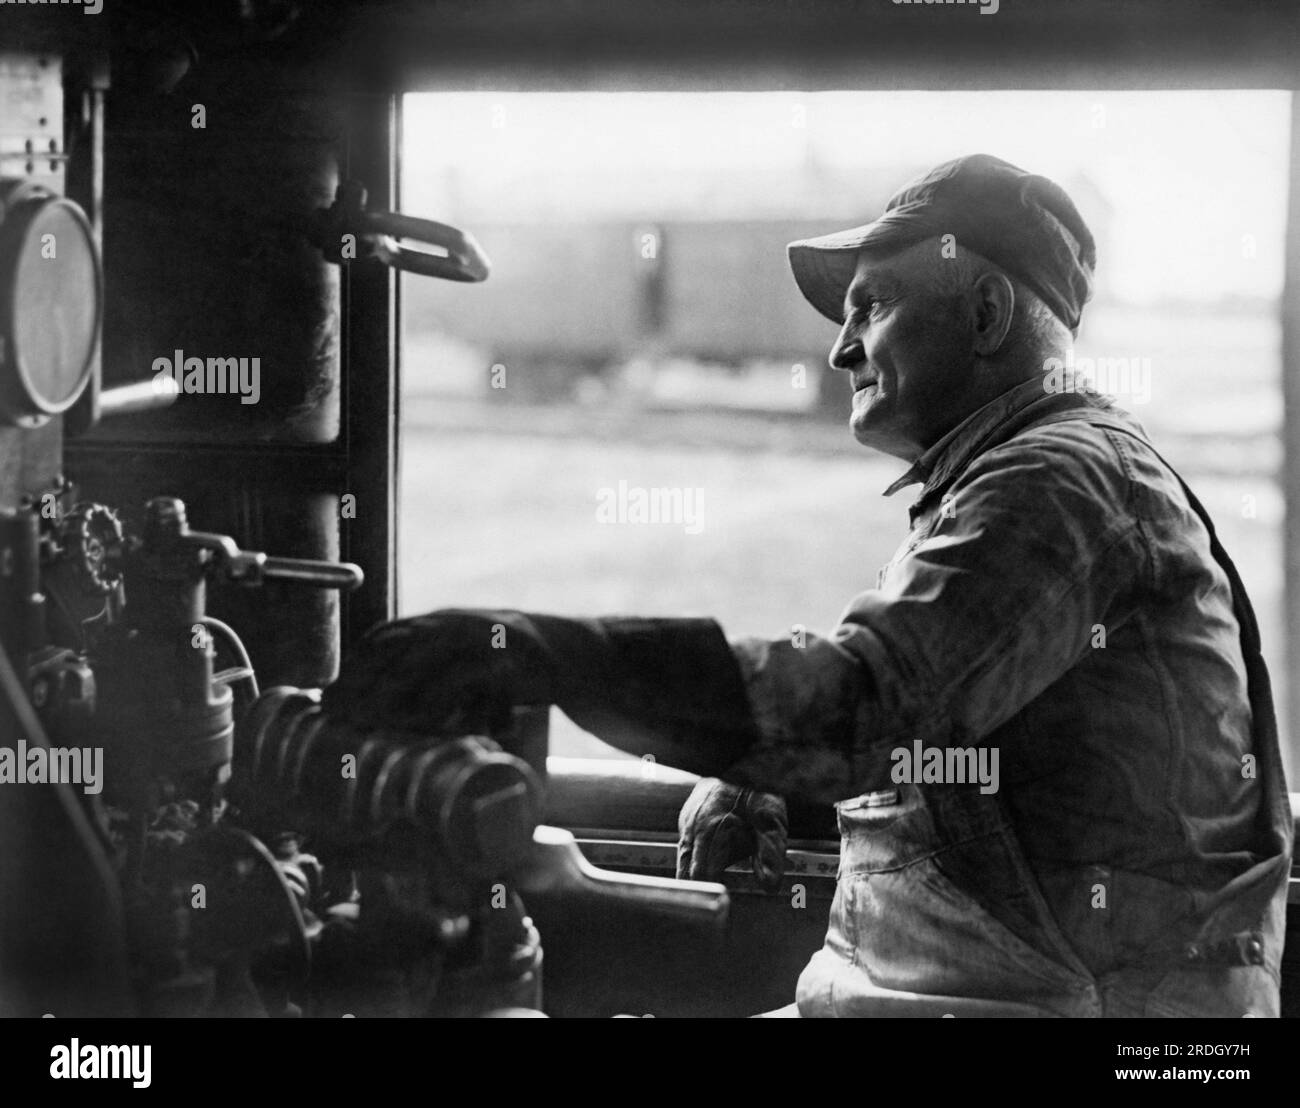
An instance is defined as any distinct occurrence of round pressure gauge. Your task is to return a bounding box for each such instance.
[0,179,101,428]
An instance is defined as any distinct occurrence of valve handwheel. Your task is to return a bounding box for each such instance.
[61,502,125,596]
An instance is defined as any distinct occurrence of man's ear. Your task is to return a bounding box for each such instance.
[970,271,1015,356]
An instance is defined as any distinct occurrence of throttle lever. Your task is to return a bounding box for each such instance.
[186,530,364,591]
[260,556,365,591]
[137,499,364,592]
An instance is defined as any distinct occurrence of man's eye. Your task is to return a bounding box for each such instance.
[850,299,887,322]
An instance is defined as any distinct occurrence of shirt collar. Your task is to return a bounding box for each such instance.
[881,376,1068,499]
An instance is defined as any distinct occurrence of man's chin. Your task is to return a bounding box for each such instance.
[850,390,887,444]
[850,413,910,460]
[850,411,882,449]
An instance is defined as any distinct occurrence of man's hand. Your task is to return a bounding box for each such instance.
[676,778,788,892]
[323,610,557,734]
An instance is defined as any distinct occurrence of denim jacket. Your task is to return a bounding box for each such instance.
[726,376,1292,1009]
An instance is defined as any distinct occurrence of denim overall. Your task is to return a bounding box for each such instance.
[795,395,1292,1018]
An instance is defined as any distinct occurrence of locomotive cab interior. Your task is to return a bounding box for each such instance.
[1,0,1299,1019]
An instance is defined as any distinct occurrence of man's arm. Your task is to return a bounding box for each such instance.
[323,608,762,777]
[324,428,1141,806]
[717,427,1143,804]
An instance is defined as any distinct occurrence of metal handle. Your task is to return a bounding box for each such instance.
[518,825,729,929]
[363,211,491,282]
[260,556,364,591]
[184,529,364,592]
[98,379,180,418]
[308,180,491,283]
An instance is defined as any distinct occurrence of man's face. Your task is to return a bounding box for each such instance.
[828,244,978,461]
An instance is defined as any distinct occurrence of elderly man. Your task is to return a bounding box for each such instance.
[326,154,1292,1017]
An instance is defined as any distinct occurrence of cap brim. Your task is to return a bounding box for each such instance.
[787,208,932,324]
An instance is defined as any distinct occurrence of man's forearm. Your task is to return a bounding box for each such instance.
[560,620,894,804]
[550,615,762,778]
[720,634,898,804]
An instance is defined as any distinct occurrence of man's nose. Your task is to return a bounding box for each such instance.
[828,324,864,372]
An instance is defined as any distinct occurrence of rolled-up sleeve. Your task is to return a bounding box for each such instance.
[721,428,1144,805]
